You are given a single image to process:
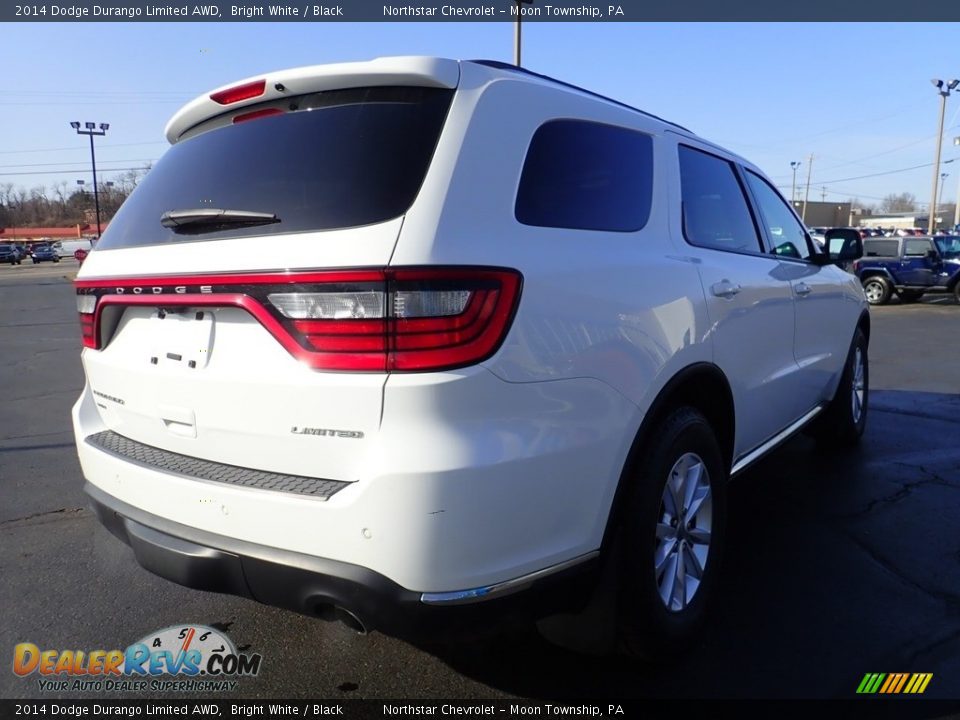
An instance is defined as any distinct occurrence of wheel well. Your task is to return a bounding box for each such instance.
[858,311,870,344]
[859,271,889,283]
[601,363,735,551]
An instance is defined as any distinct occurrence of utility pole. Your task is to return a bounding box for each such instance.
[955,136,960,230]
[821,186,827,202]
[801,154,814,223]
[929,79,958,234]
[513,0,534,66]
[790,161,800,204]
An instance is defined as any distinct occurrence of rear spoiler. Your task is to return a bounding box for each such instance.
[165,56,461,143]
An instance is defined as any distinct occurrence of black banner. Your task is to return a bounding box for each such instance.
[1,699,958,720]
[4,0,960,22]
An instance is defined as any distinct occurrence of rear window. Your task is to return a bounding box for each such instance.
[97,87,453,250]
[515,120,653,232]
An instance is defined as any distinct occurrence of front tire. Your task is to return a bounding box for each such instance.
[814,328,868,448]
[862,277,891,305]
[616,407,727,658]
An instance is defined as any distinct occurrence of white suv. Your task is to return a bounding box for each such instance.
[73,57,868,654]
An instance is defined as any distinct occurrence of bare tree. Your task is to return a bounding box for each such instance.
[880,192,917,213]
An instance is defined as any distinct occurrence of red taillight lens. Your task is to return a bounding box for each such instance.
[232,107,285,124]
[76,294,97,348]
[74,268,522,373]
[210,79,266,105]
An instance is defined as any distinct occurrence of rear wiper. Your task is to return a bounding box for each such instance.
[160,208,280,234]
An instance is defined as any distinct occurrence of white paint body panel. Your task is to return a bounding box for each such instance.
[73,58,867,597]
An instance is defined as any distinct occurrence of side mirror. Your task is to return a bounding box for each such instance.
[825,228,863,263]
[927,249,940,261]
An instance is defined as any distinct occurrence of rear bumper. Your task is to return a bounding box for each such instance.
[86,482,598,640]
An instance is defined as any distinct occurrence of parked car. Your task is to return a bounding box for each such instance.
[0,243,24,265]
[30,243,61,263]
[853,235,960,304]
[72,57,869,655]
[58,239,93,259]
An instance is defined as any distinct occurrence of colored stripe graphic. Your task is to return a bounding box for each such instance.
[858,673,933,694]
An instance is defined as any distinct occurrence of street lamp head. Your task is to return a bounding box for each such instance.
[790,161,800,169]
[84,122,95,130]
[955,136,960,146]
[949,80,960,90]
[99,123,109,131]
[932,79,944,89]
[70,121,80,129]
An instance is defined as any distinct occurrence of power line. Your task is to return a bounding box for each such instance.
[0,166,150,177]
[0,141,166,156]
[0,158,158,170]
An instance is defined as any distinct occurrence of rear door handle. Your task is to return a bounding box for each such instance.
[795,282,812,297]
[710,280,742,299]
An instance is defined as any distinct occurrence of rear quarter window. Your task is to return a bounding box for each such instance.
[515,120,653,232]
[863,239,900,257]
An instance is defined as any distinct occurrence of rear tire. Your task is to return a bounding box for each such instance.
[616,406,727,658]
[862,277,891,305]
[814,328,868,448]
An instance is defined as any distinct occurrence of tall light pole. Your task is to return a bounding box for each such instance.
[513,0,534,66]
[801,154,814,223]
[790,161,800,204]
[954,136,960,231]
[928,79,958,234]
[70,121,109,238]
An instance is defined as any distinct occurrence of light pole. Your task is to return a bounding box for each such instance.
[513,0,534,66]
[70,121,109,238]
[928,79,958,234]
[955,136,960,231]
[790,161,800,204]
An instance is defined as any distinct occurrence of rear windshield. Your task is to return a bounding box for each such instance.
[97,87,453,250]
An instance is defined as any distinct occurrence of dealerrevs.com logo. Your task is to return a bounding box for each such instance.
[13,625,262,693]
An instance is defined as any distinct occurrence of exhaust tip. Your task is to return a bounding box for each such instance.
[312,601,368,634]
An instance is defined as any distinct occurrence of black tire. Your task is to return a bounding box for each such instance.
[898,290,923,303]
[32,259,38,264]
[616,406,727,658]
[862,276,892,305]
[814,328,868,448]
[954,283,960,304]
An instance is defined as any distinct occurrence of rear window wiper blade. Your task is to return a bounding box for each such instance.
[160,208,280,234]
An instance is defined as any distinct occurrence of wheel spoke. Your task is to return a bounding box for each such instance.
[673,545,687,610]
[687,527,711,545]
[684,544,705,580]
[681,460,703,517]
[685,484,711,522]
[658,551,679,606]
[654,537,678,574]
[655,522,676,540]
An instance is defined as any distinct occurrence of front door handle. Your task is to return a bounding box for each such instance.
[795,282,812,297]
[710,280,742,299]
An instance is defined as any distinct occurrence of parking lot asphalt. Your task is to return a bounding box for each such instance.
[1,261,959,702]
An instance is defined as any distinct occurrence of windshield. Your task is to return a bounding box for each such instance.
[97,86,453,250]
[935,236,960,257]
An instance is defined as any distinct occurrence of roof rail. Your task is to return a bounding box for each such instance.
[468,59,691,133]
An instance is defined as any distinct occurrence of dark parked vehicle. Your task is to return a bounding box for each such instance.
[30,243,60,263]
[0,243,24,265]
[852,235,960,304]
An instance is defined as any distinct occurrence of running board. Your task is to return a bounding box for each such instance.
[730,405,824,478]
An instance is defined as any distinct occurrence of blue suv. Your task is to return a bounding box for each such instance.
[853,235,960,304]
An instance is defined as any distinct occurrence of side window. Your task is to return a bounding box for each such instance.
[678,146,763,254]
[904,239,932,256]
[515,120,653,232]
[864,239,899,257]
[744,171,814,260]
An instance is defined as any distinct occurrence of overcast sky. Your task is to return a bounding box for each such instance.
[3,21,960,208]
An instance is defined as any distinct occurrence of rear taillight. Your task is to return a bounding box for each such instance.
[76,293,97,348]
[74,268,522,373]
